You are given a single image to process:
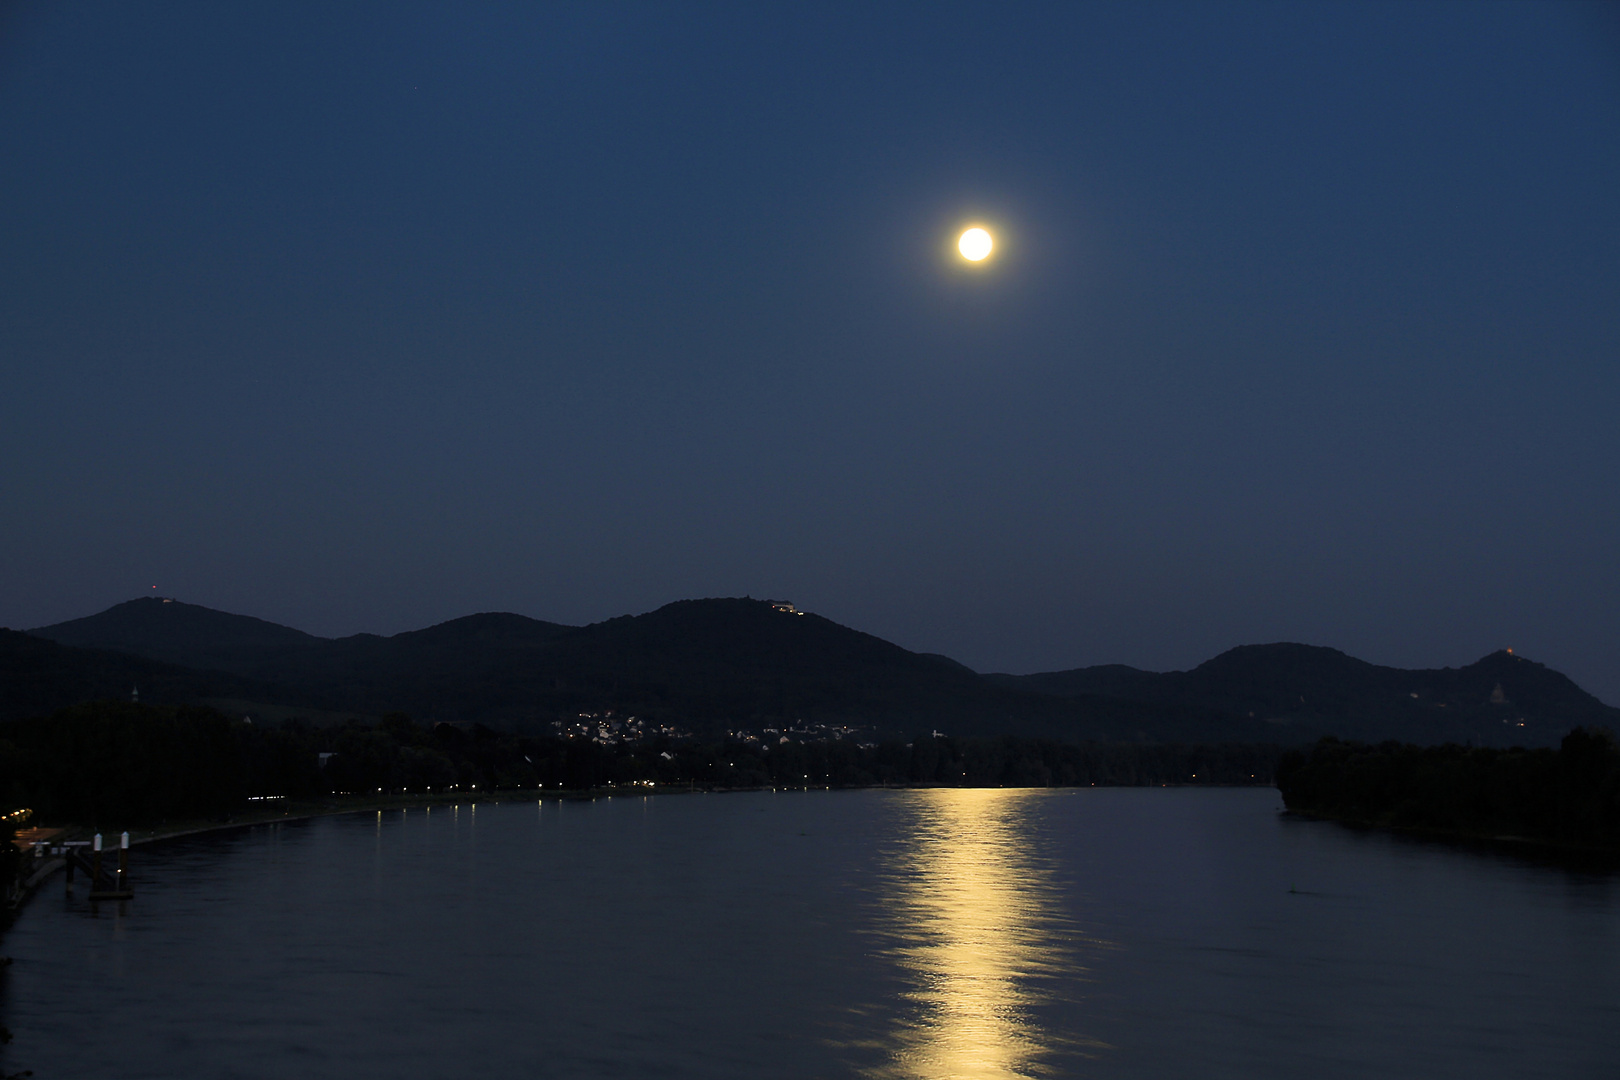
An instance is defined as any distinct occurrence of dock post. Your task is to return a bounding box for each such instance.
[118,831,129,891]
[64,848,74,891]
[93,833,103,891]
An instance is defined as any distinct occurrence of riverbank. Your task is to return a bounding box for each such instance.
[4,788,556,931]
[1283,807,1620,869]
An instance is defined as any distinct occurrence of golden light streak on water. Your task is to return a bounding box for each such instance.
[865,790,1105,1080]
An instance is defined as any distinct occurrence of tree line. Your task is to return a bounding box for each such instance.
[1275,728,1620,849]
[0,701,1281,830]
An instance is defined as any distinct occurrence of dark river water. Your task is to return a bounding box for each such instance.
[4,788,1617,1078]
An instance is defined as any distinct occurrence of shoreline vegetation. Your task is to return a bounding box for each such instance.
[1277,729,1620,855]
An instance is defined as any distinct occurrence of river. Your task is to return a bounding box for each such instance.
[3,788,1616,1077]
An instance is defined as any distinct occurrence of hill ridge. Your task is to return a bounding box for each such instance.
[991,642,1615,744]
[20,597,1618,747]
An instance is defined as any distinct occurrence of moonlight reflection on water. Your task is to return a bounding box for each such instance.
[867,790,1109,1079]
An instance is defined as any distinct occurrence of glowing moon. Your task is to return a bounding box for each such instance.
[958,227,993,261]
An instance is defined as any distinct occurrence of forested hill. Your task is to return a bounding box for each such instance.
[0,629,265,723]
[989,644,1619,747]
[19,598,1615,746]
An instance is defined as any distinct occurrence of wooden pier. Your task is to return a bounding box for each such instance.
[23,831,134,903]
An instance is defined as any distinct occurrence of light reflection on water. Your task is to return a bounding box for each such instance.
[866,789,1107,1079]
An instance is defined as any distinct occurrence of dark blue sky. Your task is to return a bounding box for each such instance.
[4,2,1618,700]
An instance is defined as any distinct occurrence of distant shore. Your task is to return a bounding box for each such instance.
[5,788,572,930]
[1284,807,1620,865]
[26,786,646,854]
[63,776,1281,850]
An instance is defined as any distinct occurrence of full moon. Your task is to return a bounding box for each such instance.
[958,227,993,261]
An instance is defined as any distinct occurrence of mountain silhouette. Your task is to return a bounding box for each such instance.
[34,597,322,672]
[21,598,1617,746]
[0,628,266,723]
[24,598,1243,741]
[990,643,1618,745]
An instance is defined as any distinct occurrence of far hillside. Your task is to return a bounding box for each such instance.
[989,644,1619,747]
[0,630,269,724]
[22,598,1616,747]
[28,598,1248,742]
[34,597,323,672]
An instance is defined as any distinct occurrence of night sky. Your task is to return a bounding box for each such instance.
[3,3,1617,701]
